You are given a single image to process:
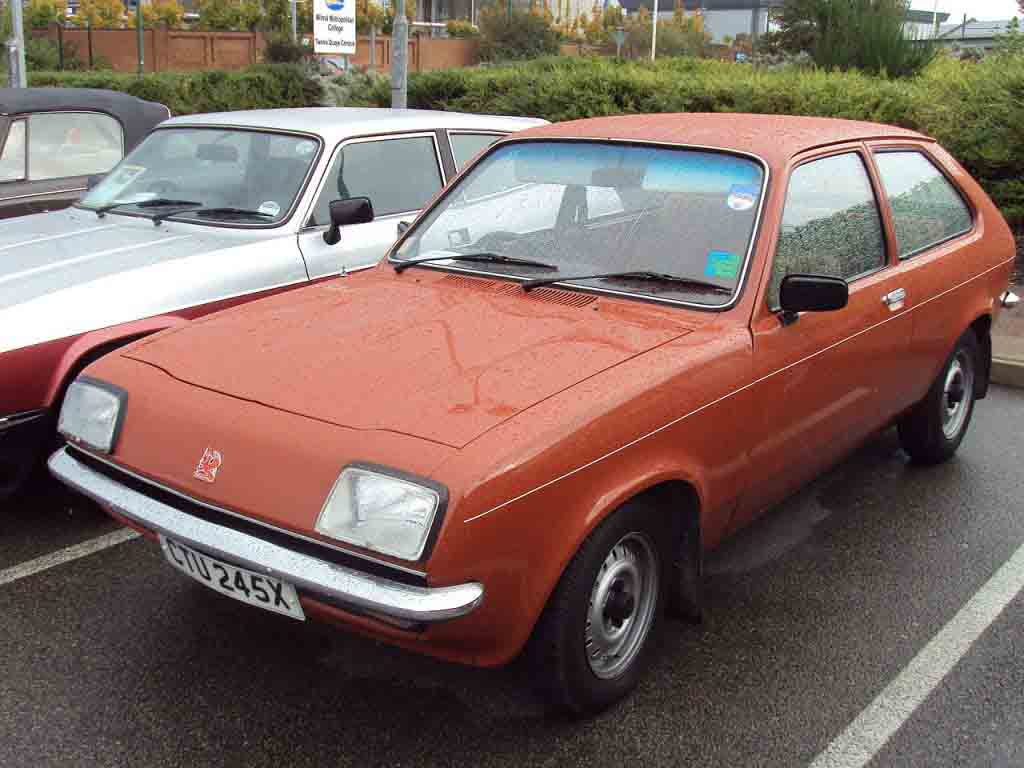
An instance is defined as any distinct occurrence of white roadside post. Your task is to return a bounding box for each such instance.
[391,0,408,108]
[8,0,28,88]
[650,0,658,61]
[314,0,357,71]
[292,0,299,41]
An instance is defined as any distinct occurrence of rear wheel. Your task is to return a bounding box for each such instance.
[898,331,979,464]
[528,501,667,716]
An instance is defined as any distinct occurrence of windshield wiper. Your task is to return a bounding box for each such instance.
[166,207,276,221]
[93,198,202,218]
[522,270,733,294]
[394,252,556,274]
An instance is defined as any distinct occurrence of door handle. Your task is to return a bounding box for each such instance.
[883,288,906,310]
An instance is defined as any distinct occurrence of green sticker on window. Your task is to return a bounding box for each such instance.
[705,250,740,279]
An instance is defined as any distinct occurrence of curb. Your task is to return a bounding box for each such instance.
[992,357,1024,390]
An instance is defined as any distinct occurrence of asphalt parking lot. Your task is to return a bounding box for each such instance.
[2,385,1023,768]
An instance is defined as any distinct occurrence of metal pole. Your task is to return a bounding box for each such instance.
[136,1,145,75]
[391,0,408,108]
[291,0,298,41]
[369,23,376,70]
[932,0,940,37]
[650,0,658,61]
[88,23,94,68]
[10,0,27,88]
[57,23,64,71]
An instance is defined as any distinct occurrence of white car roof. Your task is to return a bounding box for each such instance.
[162,107,547,141]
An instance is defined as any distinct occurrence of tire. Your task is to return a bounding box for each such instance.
[527,500,668,716]
[898,330,980,465]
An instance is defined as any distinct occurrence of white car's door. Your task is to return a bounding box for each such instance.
[297,132,449,279]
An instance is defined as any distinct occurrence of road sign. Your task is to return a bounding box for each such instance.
[314,0,356,56]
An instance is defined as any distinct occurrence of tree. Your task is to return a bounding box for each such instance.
[24,0,66,28]
[126,0,185,28]
[767,0,936,77]
[72,0,126,28]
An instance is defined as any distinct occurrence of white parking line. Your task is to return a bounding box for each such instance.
[0,528,140,587]
[810,542,1024,768]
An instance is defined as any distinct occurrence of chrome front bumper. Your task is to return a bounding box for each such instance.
[48,447,484,624]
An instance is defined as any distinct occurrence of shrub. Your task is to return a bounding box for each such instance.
[446,19,479,38]
[264,35,309,64]
[343,54,1024,228]
[477,8,560,62]
[29,63,322,114]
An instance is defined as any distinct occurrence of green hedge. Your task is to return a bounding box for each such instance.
[341,55,1024,228]
[29,64,322,116]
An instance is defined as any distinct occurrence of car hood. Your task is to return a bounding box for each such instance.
[123,271,698,448]
[0,208,299,354]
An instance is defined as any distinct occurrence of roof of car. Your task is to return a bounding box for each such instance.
[509,113,931,166]
[163,108,548,140]
[0,87,170,148]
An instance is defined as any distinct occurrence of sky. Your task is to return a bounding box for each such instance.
[910,0,1021,21]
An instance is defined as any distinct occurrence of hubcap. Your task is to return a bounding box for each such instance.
[941,350,974,440]
[585,532,659,680]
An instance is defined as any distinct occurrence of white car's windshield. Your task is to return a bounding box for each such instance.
[77,127,319,225]
[393,140,766,305]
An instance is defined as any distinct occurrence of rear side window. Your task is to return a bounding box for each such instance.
[450,132,502,169]
[310,135,443,225]
[29,112,124,181]
[769,152,886,308]
[874,151,972,259]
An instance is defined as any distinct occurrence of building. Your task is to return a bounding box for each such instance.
[932,18,1019,53]
[617,0,783,44]
[903,8,950,39]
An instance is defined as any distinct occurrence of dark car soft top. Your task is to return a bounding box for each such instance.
[0,87,170,149]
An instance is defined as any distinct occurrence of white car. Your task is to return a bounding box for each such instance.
[0,107,545,498]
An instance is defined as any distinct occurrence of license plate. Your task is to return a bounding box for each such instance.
[159,536,305,621]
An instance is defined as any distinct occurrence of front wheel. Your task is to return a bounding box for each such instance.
[528,501,667,716]
[898,330,980,464]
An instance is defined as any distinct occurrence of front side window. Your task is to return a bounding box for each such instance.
[874,151,972,259]
[309,135,443,226]
[0,120,26,182]
[768,152,886,308]
[450,132,502,169]
[29,112,124,181]
[77,127,319,225]
[393,141,766,307]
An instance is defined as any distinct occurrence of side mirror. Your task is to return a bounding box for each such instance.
[86,174,103,190]
[397,220,411,237]
[323,197,374,246]
[779,274,848,321]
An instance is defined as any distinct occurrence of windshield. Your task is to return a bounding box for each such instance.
[393,141,766,305]
[77,127,320,225]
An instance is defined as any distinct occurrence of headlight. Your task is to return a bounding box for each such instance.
[315,464,445,561]
[57,378,127,454]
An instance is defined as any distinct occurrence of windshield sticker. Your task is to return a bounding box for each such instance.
[705,250,741,280]
[726,184,759,212]
[257,201,281,217]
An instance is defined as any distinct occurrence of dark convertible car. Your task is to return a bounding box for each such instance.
[0,88,169,219]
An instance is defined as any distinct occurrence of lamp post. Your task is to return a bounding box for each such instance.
[8,0,27,88]
[650,0,659,60]
[391,0,409,108]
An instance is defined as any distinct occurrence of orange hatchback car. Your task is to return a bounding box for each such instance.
[51,115,1018,715]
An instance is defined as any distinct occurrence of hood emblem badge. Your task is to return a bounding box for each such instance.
[194,447,223,484]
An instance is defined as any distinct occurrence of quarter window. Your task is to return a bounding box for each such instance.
[874,151,972,259]
[28,112,124,181]
[769,152,886,308]
[450,133,502,169]
[310,135,443,225]
[0,119,26,182]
